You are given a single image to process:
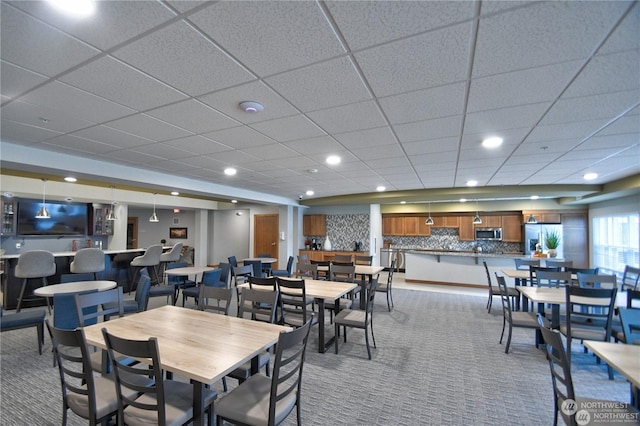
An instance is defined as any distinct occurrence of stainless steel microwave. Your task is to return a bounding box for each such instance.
[475,228,502,241]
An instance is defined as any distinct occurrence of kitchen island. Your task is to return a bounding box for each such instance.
[405,250,529,287]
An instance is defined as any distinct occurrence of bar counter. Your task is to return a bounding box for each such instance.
[1,248,147,310]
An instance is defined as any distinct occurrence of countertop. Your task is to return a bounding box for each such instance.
[0,247,152,260]
[405,249,527,259]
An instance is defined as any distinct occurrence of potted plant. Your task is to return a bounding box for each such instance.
[545,230,560,258]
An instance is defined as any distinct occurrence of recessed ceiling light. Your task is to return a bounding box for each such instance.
[47,0,96,17]
[224,167,237,176]
[171,191,179,196]
[466,180,478,187]
[173,208,180,213]
[64,176,77,182]
[376,186,386,192]
[583,172,598,181]
[400,201,407,204]
[231,199,238,204]
[326,155,341,165]
[238,101,264,113]
[307,168,318,174]
[306,190,314,196]
[530,195,539,200]
[65,197,73,202]
[482,137,503,148]
[460,198,467,203]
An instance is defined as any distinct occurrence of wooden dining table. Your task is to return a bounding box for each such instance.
[316,264,384,309]
[239,278,357,353]
[583,340,640,408]
[83,305,290,426]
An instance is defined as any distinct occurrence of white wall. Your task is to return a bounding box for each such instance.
[211,209,250,266]
[128,207,196,248]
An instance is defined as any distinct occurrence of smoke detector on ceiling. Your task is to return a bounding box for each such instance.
[239,101,264,113]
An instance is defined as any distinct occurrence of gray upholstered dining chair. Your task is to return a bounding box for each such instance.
[129,244,163,288]
[215,319,312,426]
[70,248,105,279]
[334,278,378,359]
[484,260,518,313]
[158,242,182,276]
[376,259,396,311]
[102,329,217,426]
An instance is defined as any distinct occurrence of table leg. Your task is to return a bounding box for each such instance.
[193,381,204,426]
[316,298,326,353]
[535,301,545,347]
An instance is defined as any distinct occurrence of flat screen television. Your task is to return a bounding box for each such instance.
[17,199,88,236]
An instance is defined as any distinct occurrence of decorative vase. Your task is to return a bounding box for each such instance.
[548,249,557,258]
[324,236,332,251]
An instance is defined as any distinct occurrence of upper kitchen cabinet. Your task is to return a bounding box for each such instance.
[522,211,562,224]
[405,216,431,236]
[382,216,405,236]
[431,216,460,228]
[90,205,114,236]
[459,216,475,241]
[477,215,502,228]
[1,198,16,236]
[501,215,522,242]
[303,214,326,236]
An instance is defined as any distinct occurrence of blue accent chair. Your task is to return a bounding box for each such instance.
[0,305,46,354]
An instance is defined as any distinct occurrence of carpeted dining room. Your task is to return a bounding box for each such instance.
[0,277,632,425]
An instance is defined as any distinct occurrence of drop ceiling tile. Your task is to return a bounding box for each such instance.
[21,81,137,124]
[598,3,640,55]
[100,149,165,165]
[468,61,581,113]
[513,138,581,156]
[380,83,466,124]
[355,22,472,97]
[1,99,95,133]
[542,90,639,125]
[41,134,115,155]
[105,114,191,142]
[473,1,630,77]
[251,115,326,143]
[0,3,100,77]
[72,125,153,149]
[146,100,239,135]
[333,127,397,150]
[241,144,299,161]
[203,126,276,149]
[563,50,640,99]
[162,135,230,156]
[208,149,259,165]
[394,116,462,143]
[283,136,344,155]
[351,145,406,161]
[132,142,193,160]
[146,159,196,172]
[0,119,62,143]
[175,154,226,170]
[410,151,458,166]
[113,20,254,96]
[326,1,475,50]
[190,1,345,76]
[579,133,638,151]
[307,100,387,135]
[198,81,299,124]
[401,137,459,156]
[527,120,609,143]
[0,61,48,99]
[265,56,371,112]
[60,56,188,111]
[464,103,550,134]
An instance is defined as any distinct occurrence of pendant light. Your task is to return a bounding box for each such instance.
[425,202,434,225]
[149,193,159,223]
[472,199,482,224]
[526,195,538,224]
[35,178,51,219]
[106,185,117,221]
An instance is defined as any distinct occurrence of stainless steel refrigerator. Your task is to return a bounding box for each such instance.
[523,223,563,258]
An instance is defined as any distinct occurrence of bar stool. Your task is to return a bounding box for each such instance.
[15,250,56,313]
[158,242,183,279]
[70,248,105,280]
[130,244,163,290]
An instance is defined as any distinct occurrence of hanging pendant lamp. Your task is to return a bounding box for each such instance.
[526,195,538,223]
[425,202,434,225]
[472,199,482,224]
[106,185,117,221]
[35,178,51,219]
[149,193,159,222]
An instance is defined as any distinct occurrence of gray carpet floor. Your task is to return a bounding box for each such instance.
[0,287,633,425]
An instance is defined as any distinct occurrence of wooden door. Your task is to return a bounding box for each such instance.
[254,214,279,269]
[127,217,138,249]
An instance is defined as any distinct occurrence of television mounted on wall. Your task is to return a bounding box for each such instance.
[17,199,88,236]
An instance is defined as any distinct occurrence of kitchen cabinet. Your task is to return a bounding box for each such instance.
[1,198,16,236]
[382,216,405,236]
[298,249,324,261]
[501,215,522,242]
[477,215,502,228]
[298,250,367,262]
[430,216,459,228]
[459,216,475,241]
[90,206,114,236]
[522,211,562,224]
[303,214,326,236]
[404,217,431,236]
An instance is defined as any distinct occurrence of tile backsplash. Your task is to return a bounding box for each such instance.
[304,215,522,253]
